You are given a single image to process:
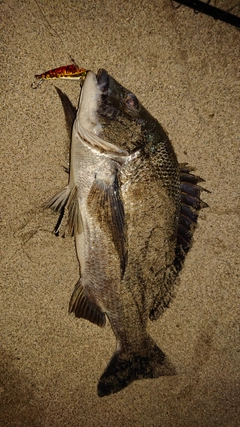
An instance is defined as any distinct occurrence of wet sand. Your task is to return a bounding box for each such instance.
[1,1,239,426]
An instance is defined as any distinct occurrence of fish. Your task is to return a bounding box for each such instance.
[45,69,208,397]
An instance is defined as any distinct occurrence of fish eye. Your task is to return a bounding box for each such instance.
[125,93,139,110]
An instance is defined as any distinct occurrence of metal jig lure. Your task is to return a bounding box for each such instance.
[31,64,88,89]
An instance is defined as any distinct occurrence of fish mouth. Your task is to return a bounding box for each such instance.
[75,69,128,157]
[96,68,109,94]
[96,68,120,121]
[95,69,144,153]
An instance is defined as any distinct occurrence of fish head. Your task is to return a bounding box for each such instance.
[96,68,157,153]
[97,68,141,119]
[76,69,156,154]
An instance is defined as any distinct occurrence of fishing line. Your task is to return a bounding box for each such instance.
[31,0,76,63]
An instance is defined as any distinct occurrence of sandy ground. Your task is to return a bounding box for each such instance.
[1,1,240,426]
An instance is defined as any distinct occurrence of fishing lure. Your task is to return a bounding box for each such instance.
[31,64,88,89]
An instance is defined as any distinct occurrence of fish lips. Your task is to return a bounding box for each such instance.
[96,68,121,120]
[97,68,109,94]
[97,68,123,105]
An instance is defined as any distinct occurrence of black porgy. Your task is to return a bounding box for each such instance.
[46,69,208,397]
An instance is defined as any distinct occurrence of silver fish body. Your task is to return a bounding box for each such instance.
[46,69,207,396]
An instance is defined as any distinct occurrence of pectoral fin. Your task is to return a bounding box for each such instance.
[66,185,83,236]
[45,185,83,236]
[45,186,71,213]
[87,174,127,276]
[69,279,106,327]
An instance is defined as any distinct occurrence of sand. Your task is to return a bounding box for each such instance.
[1,1,239,426]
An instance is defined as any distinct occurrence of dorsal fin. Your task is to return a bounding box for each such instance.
[174,164,209,272]
[150,164,209,321]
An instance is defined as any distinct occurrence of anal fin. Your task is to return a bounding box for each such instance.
[69,279,106,328]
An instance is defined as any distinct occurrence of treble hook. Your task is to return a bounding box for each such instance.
[31,78,44,89]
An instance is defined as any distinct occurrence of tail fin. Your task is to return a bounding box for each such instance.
[97,338,176,397]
